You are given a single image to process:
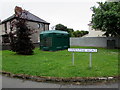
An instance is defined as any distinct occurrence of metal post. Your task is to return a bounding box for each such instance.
[72,53,74,65]
[89,53,92,68]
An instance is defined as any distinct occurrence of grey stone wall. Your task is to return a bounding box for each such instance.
[0,43,40,50]
[70,37,120,48]
[1,37,120,50]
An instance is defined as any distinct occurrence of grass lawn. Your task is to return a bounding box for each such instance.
[1,46,119,77]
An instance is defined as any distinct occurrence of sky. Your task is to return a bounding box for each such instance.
[0,0,105,31]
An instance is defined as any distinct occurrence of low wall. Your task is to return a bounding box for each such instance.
[1,43,11,50]
[0,43,40,50]
[70,37,120,48]
[1,37,120,50]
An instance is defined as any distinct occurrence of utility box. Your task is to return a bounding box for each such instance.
[40,30,70,51]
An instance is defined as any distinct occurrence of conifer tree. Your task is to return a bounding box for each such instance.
[11,18,35,55]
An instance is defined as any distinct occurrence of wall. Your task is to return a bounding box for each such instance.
[27,21,43,43]
[0,23,6,35]
[0,25,2,44]
[45,24,49,30]
[21,22,49,43]
[0,20,49,43]
[1,37,120,50]
[0,43,40,50]
[70,37,120,48]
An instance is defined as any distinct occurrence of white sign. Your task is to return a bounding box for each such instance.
[68,48,97,52]
[68,48,97,68]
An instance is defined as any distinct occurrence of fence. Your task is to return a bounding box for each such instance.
[70,37,120,48]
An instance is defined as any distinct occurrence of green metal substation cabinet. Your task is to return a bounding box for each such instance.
[40,30,70,51]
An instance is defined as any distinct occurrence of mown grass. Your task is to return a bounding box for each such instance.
[1,46,119,77]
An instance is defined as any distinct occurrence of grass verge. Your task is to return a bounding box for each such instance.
[1,46,119,77]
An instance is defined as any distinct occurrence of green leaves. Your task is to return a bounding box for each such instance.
[55,24,67,31]
[55,24,89,37]
[91,2,120,37]
[73,30,89,37]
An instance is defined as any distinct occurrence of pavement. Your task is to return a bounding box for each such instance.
[1,75,119,88]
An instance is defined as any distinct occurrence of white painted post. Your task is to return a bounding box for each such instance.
[89,53,92,68]
[72,53,74,65]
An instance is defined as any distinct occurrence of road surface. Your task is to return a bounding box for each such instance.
[1,75,119,88]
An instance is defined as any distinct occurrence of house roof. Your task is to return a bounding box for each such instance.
[88,22,93,26]
[1,11,50,24]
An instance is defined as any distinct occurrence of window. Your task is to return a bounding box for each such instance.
[4,23,7,33]
[38,23,45,31]
[38,23,40,29]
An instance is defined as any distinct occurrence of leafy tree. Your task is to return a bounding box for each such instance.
[84,31,89,34]
[73,30,89,37]
[55,24,73,36]
[91,2,120,37]
[67,28,74,37]
[73,30,81,37]
[55,24,67,31]
[55,24,89,37]
[81,30,89,36]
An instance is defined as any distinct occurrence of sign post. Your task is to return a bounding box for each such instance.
[89,53,92,68]
[68,48,97,68]
[72,53,74,65]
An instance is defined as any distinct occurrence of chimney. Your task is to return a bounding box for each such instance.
[14,6,23,17]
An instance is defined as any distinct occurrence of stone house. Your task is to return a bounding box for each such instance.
[0,10,50,44]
